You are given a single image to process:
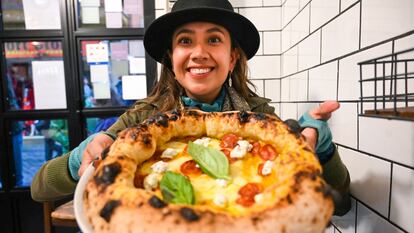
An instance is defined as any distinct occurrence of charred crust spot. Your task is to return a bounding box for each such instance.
[281,225,286,233]
[137,202,144,208]
[186,110,200,117]
[286,194,292,204]
[101,146,110,160]
[312,217,318,224]
[283,119,302,137]
[238,111,250,123]
[253,112,267,121]
[142,134,152,147]
[94,162,121,187]
[149,195,167,209]
[251,216,261,226]
[180,207,200,222]
[99,200,121,222]
[130,131,138,140]
[155,113,169,127]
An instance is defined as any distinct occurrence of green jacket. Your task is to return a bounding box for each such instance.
[31,86,350,215]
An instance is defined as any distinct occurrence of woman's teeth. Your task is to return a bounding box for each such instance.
[189,68,211,74]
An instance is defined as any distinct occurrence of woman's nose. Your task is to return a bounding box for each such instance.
[190,44,209,61]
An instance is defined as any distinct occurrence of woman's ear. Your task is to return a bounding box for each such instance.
[229,48,239,71]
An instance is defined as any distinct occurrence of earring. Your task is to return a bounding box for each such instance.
[228,71,233,87]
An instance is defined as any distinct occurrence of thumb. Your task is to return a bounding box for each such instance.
[309,101,340,121]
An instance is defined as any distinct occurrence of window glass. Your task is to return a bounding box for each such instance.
[12,119,68,187]
[86,117,118,136]
[1,0,61,30]
[81,39,146,108]
[78,0,144,29]
[4,41,67,110]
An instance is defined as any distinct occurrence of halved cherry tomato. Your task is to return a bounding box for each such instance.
[238,183,263,198]
[258,163,265,176]
[220,134,240,149]
[236,196,255,207]
[180,160,202,176]
[251,141,261,156]
[133,172,146,189]
[259,144,277,161]
[221,148,237,164]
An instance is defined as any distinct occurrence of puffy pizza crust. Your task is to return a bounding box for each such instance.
[83,109,334,233]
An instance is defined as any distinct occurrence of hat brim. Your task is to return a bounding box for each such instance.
[144,7,260,64]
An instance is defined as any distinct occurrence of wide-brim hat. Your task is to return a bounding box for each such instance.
[144,0,260,64]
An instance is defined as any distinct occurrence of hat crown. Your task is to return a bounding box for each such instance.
[172,0,234,13]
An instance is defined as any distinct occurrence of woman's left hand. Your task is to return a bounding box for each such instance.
[301,101,340,150]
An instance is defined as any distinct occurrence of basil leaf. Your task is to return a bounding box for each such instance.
[187,141,230,180]
[160,171,195,205]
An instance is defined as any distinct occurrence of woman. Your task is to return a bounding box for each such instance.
[31,0,350,216]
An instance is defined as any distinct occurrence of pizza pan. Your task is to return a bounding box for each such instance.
[74,163,95,233]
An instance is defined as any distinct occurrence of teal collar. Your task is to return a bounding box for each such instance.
[181,88,226,112]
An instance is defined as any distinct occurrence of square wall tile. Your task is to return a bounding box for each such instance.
[282,23,293,52]
[341,0,358,12]
[299,0,311,10]
[394,33,414,53]
[310,0,340,32]
[338,43,392,100]
[308,61,338,101]
[321,3,360,62]
[298,30,321,71]
[338,146,391,216]
[264,0,282,6]
[155,0,166,10]
[239,7,282,30]
[230,0,262,7]
[280,103,297,120]
[257,32,264,55]
[282,0,300,27]
[248,55,281,79]
[281,77,290,101]
[282,46,298,76]
[290,5,310,47]
[390,164,414,233]
[330,103,358,149]
[357,203,403,233]
[331,198,357,233]
[289,71,308,101]
[264,31,281,54]
[359,116,414,167]
[264,79,281,102]
[250,79,264,97]
[361,0,414,48]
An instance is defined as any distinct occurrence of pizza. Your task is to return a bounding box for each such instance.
[83,109,334,233]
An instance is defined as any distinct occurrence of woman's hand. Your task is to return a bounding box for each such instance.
[301,101,340,150]
[78,133,114,177]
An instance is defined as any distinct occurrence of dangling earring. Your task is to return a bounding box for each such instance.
[228,71,233,87]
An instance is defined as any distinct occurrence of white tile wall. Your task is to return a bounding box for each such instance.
[321,3,360,62]
[310,0,339,32]
[361,0,414,48]
[340,0,358,12]
[270,103,281,116]
[308,61,338,101]
[264,0,282,7]
[289,71,308,101]
[298,30,321,71]
[264,79,281,102]
[230,0,262,7]
[330,103,358,149]
[282,46,298,76]
[264,31,281,54]
[239,7,282,31]
[250,79,264,97]
[257,32,264,55]
[359,117,414,167]
[394,33,414,53]
[282,23,293,52]
[248,55,281,79]
[338,43,392,100]
[281,77,290,101]
[299,0,311,10]
[282,0,300,27]
[339,147,391,216]
[155,0,166,10]
[331,198,357,233]
[280,103,297,119]
[289,5,310,47]
[357,203,403,233]
[390,164,414,233]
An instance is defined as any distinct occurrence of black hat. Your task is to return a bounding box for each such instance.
[144,0,260,64]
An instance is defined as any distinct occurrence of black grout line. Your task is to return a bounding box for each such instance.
[307,70,309,101]
[336,60,340,101]
[388,162,393,219]
[281,0,311,31]
[339,0,342,12]
[358,0,362,50]
[353,197,409,233]
[336,143,414,171]
[357,103,360,150]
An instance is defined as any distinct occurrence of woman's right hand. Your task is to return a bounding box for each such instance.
[78,133,114,177]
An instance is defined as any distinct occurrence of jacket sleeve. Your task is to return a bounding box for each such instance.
[322,146,351,216]
[31,153,77,202]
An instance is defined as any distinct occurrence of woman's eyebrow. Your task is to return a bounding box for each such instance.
[206,27,225,35]
[174,28,194,37]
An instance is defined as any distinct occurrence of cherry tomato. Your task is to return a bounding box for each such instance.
[259,144,277,161]
[180,160,202,176]
[236,196,255,207]
[238,183,263,198]
[251,141,261,156]
[220,134,240,149]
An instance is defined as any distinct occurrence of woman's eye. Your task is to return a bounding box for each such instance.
[209,37,221,44]
[178,38,191,45]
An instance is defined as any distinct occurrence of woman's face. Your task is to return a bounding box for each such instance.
[171,22,238,104]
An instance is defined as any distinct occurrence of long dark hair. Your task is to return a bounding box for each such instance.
[145,39,258,112]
